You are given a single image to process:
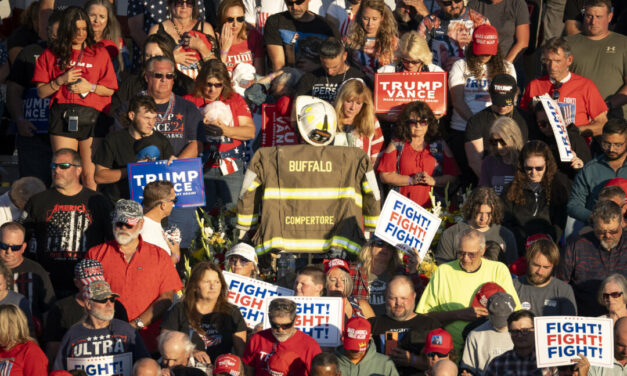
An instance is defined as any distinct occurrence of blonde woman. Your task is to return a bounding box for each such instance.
[378,31,444,74]
[479,117,524,196]
[0,304,48,375]
[333,79,384,167]
[344,0,398,80]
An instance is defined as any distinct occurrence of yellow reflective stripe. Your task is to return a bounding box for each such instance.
[236,214,258,226]
[362,181,372,193]
[255,236,362,255]
[363,215,378,227]
[247,180,261,192]
[262,188,363,207]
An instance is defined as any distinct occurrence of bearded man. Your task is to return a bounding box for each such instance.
[87,199,183,353]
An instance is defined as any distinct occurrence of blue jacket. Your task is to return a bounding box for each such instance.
[567,154,627,222]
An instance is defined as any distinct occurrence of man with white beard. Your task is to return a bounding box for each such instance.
[87,200,183,353]
[242,298,321,375]
[52,280,150,371]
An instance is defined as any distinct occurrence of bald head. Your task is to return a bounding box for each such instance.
[432,359,458,376]
[386,275,417,321]
[616,317,627,364]
[158,331,194,368]
[133,358,161,376]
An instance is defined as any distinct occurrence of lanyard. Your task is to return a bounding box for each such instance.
[140,91,175,123]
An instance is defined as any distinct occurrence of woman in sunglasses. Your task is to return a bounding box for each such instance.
[502,140,569,251]
[217,0,265,74]
[598,274,627,323]
[378,31,443,75]
[378,101,459,208]
[161,262,247,364]
[225,243,259,279]
[184,59,254,210]
[0,304,48,375]
[148,0,216,80]
[479,117,523,196]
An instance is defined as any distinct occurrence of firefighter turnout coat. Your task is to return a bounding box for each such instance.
[237,144,381,256]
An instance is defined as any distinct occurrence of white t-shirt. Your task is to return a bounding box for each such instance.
[243,0,287,32]
[448,58,516,131]
[141,216,171,255]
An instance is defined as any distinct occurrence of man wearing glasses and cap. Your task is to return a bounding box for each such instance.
[52,280,150,372]
[87,199,183,353]
[242,298,321,375]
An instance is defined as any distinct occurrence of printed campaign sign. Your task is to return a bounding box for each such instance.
[67,352,132,376]
[534,316,614,368]
[375,190,442,260]
[263,296,344,347]
[260,103,299,147]
[539,94,574,162]
[127,158,205,207]
[374,72,447,115]
[224,271,294,328]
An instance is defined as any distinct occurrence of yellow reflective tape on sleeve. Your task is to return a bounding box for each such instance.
[247,180,261,192]
[239,170,259,198]
[362,180,372,193]
[363,215,378,228]
[255,236,362,255]
[236,214,258,227]
[262,187,363,207]
[364,170,381,201]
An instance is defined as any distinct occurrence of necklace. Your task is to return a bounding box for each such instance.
[172,18,192,38]
[325,66,348,86]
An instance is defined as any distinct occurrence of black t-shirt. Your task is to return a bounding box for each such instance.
[161,302,247,363]
[12,257,56,319]
[42,295,129,345]
[465,107,531,144]
[369,314,442,376]
[294,65,365,102]
[94,129,174,203]
[23,188,113,294]
[7,27,39,54]
[395,13,423,36]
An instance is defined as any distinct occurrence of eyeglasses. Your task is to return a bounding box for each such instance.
[601,141,626,149]
[115,222,135,229]
[206,82,224,88]
[551,82,562,101]
[0,242,22,252]
[174,0,193,8]
[594,227,622,236]
[510,328,534,336]
[603,291,624,299]
[440,0,463,6]
[163,197,178,204]
[51,162,80,170]
[228,256,251,265]
[226,16,245,23]
[457,251,479,259]
[524,165,546,172]
[270,321,295,330]
[402,58,423,65]
[91,296,116,304]
[426,352,448,358]
[537,120,550,129]
[285,0,306,5]
[408,119,428,127]
[149,72,175,80]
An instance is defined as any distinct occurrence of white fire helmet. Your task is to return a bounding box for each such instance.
[295,96,337,146]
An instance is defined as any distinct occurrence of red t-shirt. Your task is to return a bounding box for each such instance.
[32,47,118,112]
[86,236,183,321]
[98,38,125,59]
[520,73,607,127]
[184,92,252,167]
[242,329,321,376]
[224,29,265,72]
[377,140,459,207]
[0,341,48,376]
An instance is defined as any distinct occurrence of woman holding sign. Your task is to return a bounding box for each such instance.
[161,262,247,363]
[502,140,569,252]
[378,101,459,208]
[377,31,444,74]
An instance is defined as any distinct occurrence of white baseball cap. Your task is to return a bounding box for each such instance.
[226,243,258,266]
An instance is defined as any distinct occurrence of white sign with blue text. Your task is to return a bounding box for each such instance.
[539,94,574,162]
[67,352,132,376]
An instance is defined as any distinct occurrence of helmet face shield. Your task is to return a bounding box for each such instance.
[308,128,332,145]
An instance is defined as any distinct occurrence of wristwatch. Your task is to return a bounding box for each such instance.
[135,317,145,329]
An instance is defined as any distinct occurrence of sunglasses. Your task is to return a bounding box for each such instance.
[51,162,80,170]
[441,0,463,6]
[270,321,295,330]
[226,16,245,23]
[115,222,135,229]
[457,250,479,259]
[603,291,624,299]
[174,0,193,7]
[510,328,534,336]
[206,82,224,88]
[91,296,116,304]
[0,242,22,252]
[163,197,179,204]
[408,119,428,127]
[489,138,506,147]
[402,58,423,65]
[285,0,306,5]
[149,72,175,80]
[524,165,545,172]
[426,352,448,358]
[229,256,251,265]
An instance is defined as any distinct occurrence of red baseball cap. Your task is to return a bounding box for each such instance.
[606,178,627,196]
[324,258,350,274]
[472,24,499,56]
[471,282,505,308]
[266,350,300,376]
[344,316,371,352]
[213,354,242,376]
[424,328,453,354]
[525,233,552,249]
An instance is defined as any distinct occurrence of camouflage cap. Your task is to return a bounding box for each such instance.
[112,199,143,226]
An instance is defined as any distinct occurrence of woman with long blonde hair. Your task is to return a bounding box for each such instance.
[0,304,48,375]
[333,79,384,166]
[479,117,524,196]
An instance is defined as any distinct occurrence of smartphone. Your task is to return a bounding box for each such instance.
[68,115,79,132]
[385,331,398,355]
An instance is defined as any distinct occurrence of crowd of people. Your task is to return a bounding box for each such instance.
[0,0,626,374]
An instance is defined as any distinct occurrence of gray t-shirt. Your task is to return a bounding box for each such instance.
[461,321,513,376]
[566,32,627,119]
[513,276,578,316]
[435,222,518,265]
[0,290,33,333]
[467,0,530,58]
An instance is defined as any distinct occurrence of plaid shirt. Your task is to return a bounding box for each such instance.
[484,350,549,376]
[350,263,424,301]
[556,230,627,316]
